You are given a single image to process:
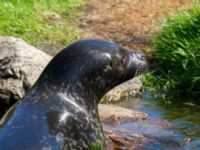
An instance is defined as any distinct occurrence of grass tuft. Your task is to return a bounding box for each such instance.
[143,4,200,102]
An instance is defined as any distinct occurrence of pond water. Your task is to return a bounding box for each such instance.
[117,91,200,150]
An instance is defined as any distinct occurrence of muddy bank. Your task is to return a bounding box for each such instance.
[79,0,192,53]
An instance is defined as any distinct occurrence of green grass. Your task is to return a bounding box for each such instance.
[0,0,85,54]
[143,5,200,102]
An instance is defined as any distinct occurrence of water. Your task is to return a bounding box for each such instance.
[118,91,200,150]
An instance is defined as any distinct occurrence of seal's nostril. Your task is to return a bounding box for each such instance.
[109,62,113,68]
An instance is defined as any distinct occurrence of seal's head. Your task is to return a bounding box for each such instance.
[39,39,147,101]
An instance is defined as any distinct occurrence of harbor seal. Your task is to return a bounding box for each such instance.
[0,39,147,150]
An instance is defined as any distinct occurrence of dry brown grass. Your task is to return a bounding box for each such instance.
[79,0,193,53]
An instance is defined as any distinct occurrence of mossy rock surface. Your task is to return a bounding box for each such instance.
[102,77,142,103]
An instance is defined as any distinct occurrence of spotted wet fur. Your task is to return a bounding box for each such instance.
[0,39,147,150]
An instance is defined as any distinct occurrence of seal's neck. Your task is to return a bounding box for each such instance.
[36,75,104,111]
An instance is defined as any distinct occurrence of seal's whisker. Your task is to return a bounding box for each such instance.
[135,66,142,76]
[135,64,148,76]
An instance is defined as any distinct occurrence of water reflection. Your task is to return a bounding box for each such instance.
[118,92,200,149]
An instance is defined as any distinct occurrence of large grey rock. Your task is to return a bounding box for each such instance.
[0,36,52,111]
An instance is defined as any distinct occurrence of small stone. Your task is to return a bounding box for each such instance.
[98,104,148,125]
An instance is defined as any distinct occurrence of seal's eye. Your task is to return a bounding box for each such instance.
[119,56,126,65]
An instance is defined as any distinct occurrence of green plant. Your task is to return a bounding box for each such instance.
[0,0,85,54]
[143,5,200,101]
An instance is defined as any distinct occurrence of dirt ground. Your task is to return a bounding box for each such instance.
[79,0,193,53]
